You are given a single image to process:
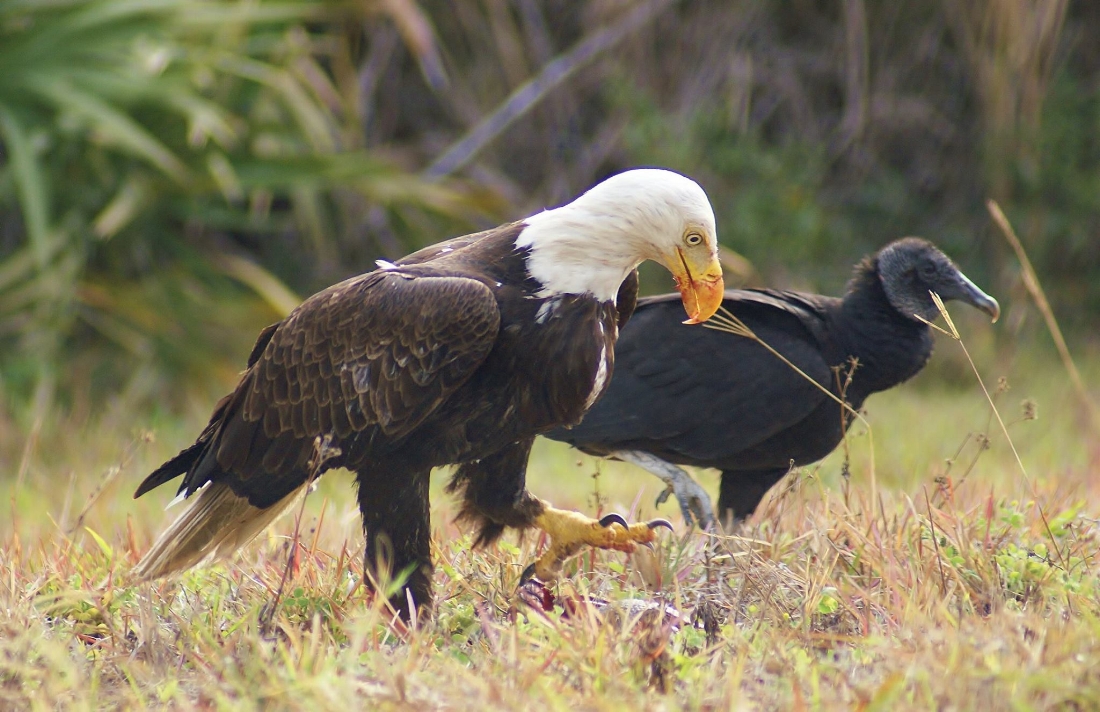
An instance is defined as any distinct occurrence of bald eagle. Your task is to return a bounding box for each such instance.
[546,238,1000,528]
[132,169,724,618]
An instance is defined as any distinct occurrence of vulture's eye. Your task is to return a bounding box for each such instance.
[919,262,938,281]
[684,232,703,247]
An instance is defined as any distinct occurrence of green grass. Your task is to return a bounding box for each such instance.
[3,338,1100,709]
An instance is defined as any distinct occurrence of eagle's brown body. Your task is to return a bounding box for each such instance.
[135,224,637,616]
[134,168,725,620]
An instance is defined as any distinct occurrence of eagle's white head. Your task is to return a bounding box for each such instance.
[517,168,724,323]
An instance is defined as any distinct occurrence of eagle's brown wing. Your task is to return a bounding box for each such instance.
[615,269,639,331]
[136,271,501,509]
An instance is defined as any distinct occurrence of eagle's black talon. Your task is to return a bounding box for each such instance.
[647,518,674,531]
[519,562,538,585]
[598,513,630,529]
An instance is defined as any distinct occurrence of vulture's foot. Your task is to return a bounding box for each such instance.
[521,508,672,583]
[612,450,716,530]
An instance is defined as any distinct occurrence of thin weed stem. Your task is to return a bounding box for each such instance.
[924,486,948,597]
[924,291,1068,570]
[260,434,339,634]
[987,199,1098,433]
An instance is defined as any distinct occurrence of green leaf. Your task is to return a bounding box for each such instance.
[0,104,51,267]
[84,527,114,559]
[30,78,191,181]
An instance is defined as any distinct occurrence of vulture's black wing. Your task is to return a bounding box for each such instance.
[136,271,501,508]
[557,289,837,463]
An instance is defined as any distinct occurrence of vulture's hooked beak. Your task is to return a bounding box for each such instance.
[950,271,1001,323]
[669,247,724,324]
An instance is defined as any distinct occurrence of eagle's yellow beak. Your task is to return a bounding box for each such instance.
[668,246,724,324]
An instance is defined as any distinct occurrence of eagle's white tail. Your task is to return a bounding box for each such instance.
[133,481,310,580]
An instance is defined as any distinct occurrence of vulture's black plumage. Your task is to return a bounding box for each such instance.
[546,238,1000,528]
[132,169,724,619]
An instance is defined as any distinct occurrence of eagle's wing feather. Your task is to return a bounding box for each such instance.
[615,269,640,331]
[252,272,499,438]
[133,271,501,580]
[141,271,501,507]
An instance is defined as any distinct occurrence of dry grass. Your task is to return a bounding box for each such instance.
[3,341,1099,709]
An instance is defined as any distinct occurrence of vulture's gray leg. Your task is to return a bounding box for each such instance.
[611,450,715,530]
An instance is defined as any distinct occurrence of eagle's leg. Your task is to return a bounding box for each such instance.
[357,468,433,620]
[717,467,789,528]
[611,450,715,530]
[447,439,544,547]
[447,440,670,583]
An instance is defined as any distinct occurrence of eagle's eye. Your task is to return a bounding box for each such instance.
[684,232,703,247]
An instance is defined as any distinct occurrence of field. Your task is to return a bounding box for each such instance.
[2,325,1099,710]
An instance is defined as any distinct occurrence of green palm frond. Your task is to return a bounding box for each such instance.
[0,0,492,408]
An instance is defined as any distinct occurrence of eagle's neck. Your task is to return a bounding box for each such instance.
[515,205,657,303]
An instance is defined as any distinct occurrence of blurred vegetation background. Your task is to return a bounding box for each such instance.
[0,0,1096,432]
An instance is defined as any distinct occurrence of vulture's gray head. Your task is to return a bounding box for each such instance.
[876,238,1000,324]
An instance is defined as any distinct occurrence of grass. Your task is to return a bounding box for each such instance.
[2,336,1099,710]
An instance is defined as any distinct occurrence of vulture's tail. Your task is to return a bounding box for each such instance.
[132,480,310,581]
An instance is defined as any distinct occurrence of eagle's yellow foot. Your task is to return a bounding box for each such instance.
[521,508,673,583]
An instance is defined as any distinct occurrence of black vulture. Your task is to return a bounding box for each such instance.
[545,238,1000,529]
[132,169,724,619]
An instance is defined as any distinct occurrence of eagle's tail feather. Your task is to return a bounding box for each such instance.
[133,441,204,499]
[132,480,310,581]
[134,392,235,499]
